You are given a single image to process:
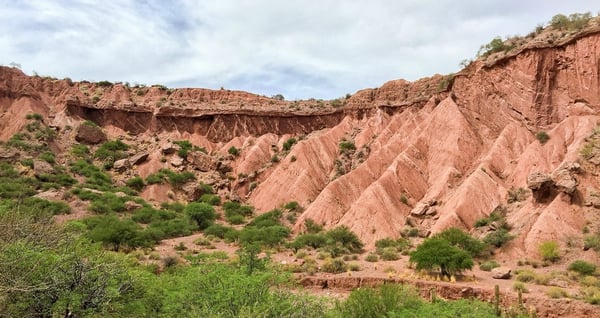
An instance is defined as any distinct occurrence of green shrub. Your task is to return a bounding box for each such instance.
[512,282,528,293]
[365,253,379,262]
[282,138,297,151]
[339,140,356,154]
[325,225,364,254]
[131,207,176,224]
[145,172,166,185]
[20,158,34,168]
[535,131,550,144]
[204,224,236,239]
[126,176,145,191]
[227,214,246,225]
[238,225,290,247]
[289,233,327,250]
[568,260,597,276]
[483,228,514,248]
[321,258,347,273]
[147,218,196,239]
[25,113,43,121]
[71,144,90,158]
[283,201,300,211]
[88,192,127,214]
[546,287,567,299]
[228,146,240,156]
[185,202,216,230]
[584,234,600,251]
[39,152,55,164]
[539,241,560,262]
[199,182,214,194]
[94,140,129,161]
[380,247,400,261]
[516,269,536,282]
[199,194,221,206]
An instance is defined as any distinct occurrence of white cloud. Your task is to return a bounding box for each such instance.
[0,0,597,99]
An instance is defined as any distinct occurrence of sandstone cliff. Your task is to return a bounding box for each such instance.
[3,21,600,257]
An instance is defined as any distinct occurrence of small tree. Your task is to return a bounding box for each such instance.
[409,238,473,276]
[434,227,486,257]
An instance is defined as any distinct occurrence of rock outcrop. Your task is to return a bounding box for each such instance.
[2,22,600,253]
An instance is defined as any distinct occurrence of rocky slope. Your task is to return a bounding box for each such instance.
[2,19,600,261]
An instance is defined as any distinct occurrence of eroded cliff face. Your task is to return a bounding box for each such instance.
[2,27,600,255]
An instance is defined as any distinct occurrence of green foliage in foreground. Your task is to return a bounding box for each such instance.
[329,284,499,318]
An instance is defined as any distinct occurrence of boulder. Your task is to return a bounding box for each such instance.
[0,149,18,159]
[33,159,54,177]
[491,267,512,279]
[527,172,554,202]
[187,151,216,172]
[526,172,552,190]
[170,156,184,167]
[410,199,437,217]
[113,158,130,172]
[552,167,578,195]
[124,201,142,211]
[161,142,180,155]
[75,123,107,145]
[182,183,201,201]
[129,151,149,165]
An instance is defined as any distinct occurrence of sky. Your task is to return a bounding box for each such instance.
[1,1,597,100]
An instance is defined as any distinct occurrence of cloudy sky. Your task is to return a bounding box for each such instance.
[1,1,597,100]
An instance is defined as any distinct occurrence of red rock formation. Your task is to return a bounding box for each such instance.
[2,26,600,255]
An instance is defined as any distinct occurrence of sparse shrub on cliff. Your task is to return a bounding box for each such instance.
[282,137,297,151]
[550,12,592,32]
[25,113,43,121]
[95,140,129,161]
[477,36,510,57]
[97,80,113,87]
[199,194,221,206]
[568,260,597,276]
[339,140,356,154]
[539,240,560,262]
[126,176,145,191]
[483,228,514,248]
[507,187,528,203]
[228,146,240,156]
[536,131,550,144]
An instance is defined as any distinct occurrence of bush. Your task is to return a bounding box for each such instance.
[483,228,514,248]
[339,140,356,154]
[228,146,240,156]
[568,260,597,276]
[584,234,600,251]
[282,138,297,151]
[325,226,364,254]
[536,131,550,144]
[546,287,567,299]
[204,224,236,239]
[512,282,528,293]
[479,260,500,271]
[126,176,145,191]
[238,225,290,247]
[321,258,347,273]
[94,140,129,161]
[39,151,55,164]
[290,233,328,250]
[507,187,528,203]
[380,247,400,261]
[25,113,43,121]
[199,194,221,206]
[539,241,560,262]
[199,182,214,194]
[227,214,246,225]
[71,144,90,158]
[365,253,379,262]
[185,202,216,230]
[304,219,323,233]
[516,269,536,282]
